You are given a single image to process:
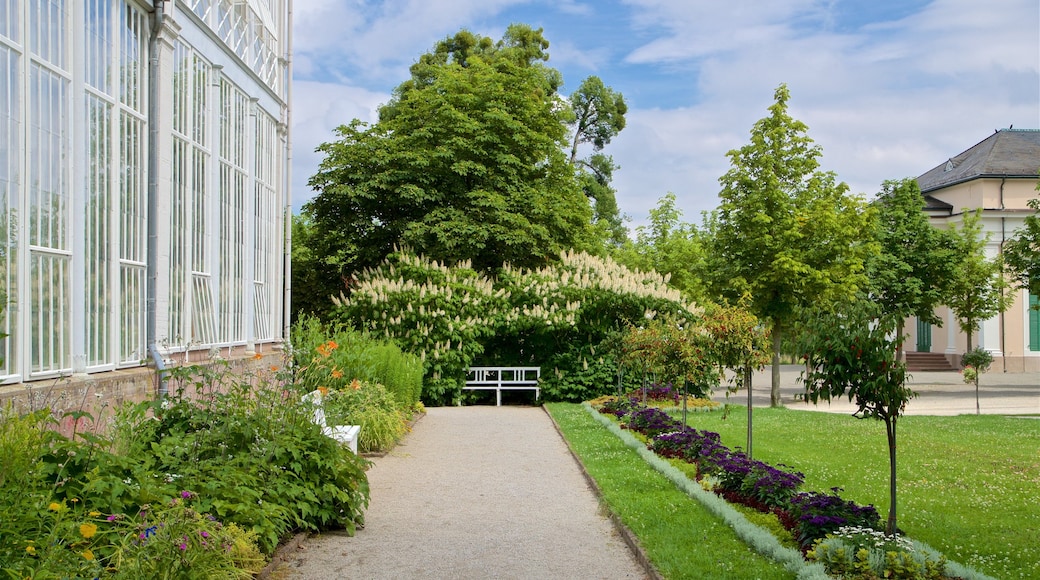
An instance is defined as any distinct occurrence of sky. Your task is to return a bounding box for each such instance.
[290,0,1040,230]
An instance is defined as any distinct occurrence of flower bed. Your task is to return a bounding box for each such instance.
[592,398,991,580]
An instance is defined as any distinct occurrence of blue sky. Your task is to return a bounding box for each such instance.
[291,0,1040,229]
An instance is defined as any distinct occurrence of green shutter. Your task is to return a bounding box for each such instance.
[1030,294,1040,352]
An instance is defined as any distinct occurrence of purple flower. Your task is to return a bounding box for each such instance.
[178,542,188,551]
[180,490,194,499]
[200,531,210,538]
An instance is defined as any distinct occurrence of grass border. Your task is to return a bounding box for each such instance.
[579,402,831,580]
[589,403,1001,580]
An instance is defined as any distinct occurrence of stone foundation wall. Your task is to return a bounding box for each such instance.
[0,350,287,437]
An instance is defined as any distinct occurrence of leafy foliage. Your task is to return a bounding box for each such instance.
[305,25,596,279]
[710,83,874,405]
[943,211,1013,352]
[292,316,424,411]
[613,193,713,303]
[1002,194,1040,298]
[866,178,959,346]
[798,302,913,535]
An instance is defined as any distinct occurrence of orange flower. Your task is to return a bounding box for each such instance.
[270,365,279,372]
[331,369,343,379]
[317,386,328,396]
[350,379,362,391]
[253,352,264,360]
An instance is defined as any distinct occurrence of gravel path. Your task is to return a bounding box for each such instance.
[280,406,648,579]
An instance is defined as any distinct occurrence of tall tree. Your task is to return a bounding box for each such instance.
[1003,195,1040,299]
[305,25,595,281]
[711,84,873,406]
[567,76,628,247]
[945,211,1013,352]
[866,178,960,358]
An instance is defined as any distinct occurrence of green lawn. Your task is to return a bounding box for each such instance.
[545,403,795,580]
[682,406,1040,580]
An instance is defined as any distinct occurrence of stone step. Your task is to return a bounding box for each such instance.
[904,351,958,372]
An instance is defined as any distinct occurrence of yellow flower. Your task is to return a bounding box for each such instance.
[79,523,98,539]
[88,510,100,517]
[82,549,95,561]
[48,502,62,512]
[25,545,36,555]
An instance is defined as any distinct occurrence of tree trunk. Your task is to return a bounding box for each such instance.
[745,365,753,459]
[975,376,981,415]
[771,325,782,407]
[885,414,898,536]
[895,319,905,362]
[966,329,974,354]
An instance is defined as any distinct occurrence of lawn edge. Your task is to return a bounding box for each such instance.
[578,402,831,580]
[542,404,664,580]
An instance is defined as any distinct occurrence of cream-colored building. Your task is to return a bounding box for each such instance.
[910,129,1040,372]
[0,0,290,400]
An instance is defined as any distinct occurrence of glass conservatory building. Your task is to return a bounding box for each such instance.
[0,0,290,385]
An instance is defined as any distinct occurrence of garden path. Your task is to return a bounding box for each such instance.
[279,406,649,579]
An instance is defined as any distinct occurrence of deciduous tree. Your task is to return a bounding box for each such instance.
[306,25,595,279]
[1003,195,1040,299]
[711,84,873,406]
[799,302,914,535]
[944,211,1013,352]
[866,178,959,358]
[567,76,628,247]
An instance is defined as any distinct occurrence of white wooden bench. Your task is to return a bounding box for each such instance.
[464,367,541,406]
[302,389,361,454]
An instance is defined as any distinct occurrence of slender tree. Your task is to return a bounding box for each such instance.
[711,84,873,406]
[866,178,960,358]
[944,211,1013,352]
[567,76,628,247]
[799,301,914,536]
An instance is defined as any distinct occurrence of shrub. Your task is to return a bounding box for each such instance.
[323,380,408,453]
[808,526,947,580]
[292,316,423,410]
[139,363,370,553]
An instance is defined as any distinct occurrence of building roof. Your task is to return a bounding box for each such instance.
[917,129,1040,193]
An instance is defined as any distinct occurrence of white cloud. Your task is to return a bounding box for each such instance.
[288,0,1039,231]
[600,0,1039,227]
[290,80,390,209]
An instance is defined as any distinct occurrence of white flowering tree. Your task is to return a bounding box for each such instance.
[335,249,697,404]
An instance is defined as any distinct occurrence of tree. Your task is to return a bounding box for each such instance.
[799,302,914,536]
[613,193,712,303]
[866,178,960,358]
[944,211,1013,352]
[305,25,595,277]
[1003,195,1040,299]
[290,214,343,322]
[567,76,628,247]
[711,84,874,407]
